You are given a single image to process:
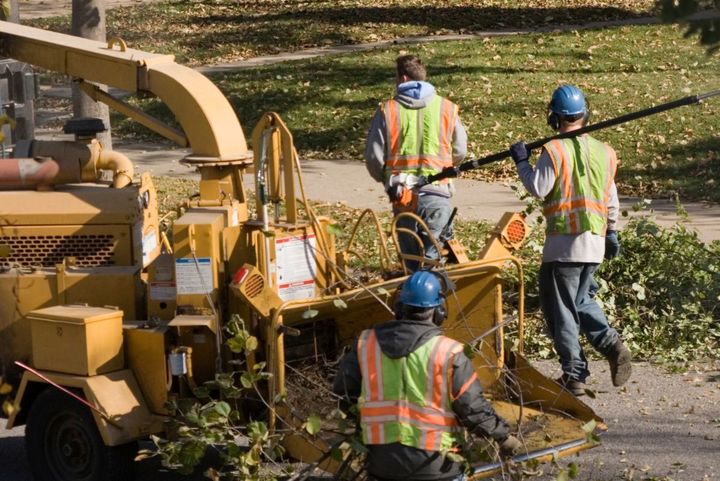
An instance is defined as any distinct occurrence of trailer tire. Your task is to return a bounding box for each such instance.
[25,388,136,481]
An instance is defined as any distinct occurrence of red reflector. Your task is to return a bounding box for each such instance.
[232,267,249,285]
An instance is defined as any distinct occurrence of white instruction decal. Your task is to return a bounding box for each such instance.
[175,257,214,294]
[275,234,317,301]
[142,229,158,267]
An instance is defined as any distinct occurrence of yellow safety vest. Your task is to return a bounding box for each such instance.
[357,329,472,451]
[542,135,617,235]
[383,96,458,185]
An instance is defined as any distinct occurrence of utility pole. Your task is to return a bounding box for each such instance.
[71,0,112,148]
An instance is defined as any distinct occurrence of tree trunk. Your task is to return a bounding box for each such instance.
[71,0,112,148]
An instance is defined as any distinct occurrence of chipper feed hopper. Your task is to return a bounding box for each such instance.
[0,20,603,481]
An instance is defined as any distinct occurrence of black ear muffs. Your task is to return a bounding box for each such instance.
[582,109,590,126]
[547,112,561,131]
[432,295,448,326]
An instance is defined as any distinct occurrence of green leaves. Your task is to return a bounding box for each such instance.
[581,420,601,445]
[225,316,259,354]
[327,223,343,236]
[304,414,322,435]
[214,401,231,418]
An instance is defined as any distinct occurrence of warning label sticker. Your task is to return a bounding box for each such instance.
[175,257,214,295]
[149,281,177,301]
[275,234,317,301]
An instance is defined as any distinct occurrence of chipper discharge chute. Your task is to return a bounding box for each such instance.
[0,20,602,481]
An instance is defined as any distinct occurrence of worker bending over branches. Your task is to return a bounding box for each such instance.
[333,270,521,481]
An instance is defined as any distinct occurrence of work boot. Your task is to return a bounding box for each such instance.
[555,374,586,397]
[607,340,632,387]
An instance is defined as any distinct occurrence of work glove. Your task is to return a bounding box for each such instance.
[605,230,620,260]
[509,142,530,165]
[499,435,523,458]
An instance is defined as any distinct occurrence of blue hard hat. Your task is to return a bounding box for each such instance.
[398,271,442,308]
[549,84,587,116]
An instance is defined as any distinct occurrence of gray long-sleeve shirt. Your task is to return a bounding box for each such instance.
[517,145,619,263]
[364,81,467,197]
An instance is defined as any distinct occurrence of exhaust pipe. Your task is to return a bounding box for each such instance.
[0,139,134,189]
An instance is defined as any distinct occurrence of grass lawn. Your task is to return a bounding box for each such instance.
[116,22,720,202]
[29,0,654,66]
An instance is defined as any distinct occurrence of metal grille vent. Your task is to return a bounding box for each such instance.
[0,234,116,268]
[505,219,526,245]
[244,273,264,298]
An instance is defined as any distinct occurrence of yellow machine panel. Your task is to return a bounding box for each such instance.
[0,266,140,381]
[0,183,149,227]
[124,322,170,415]
[29,305,124,376]
[172,209,226,311]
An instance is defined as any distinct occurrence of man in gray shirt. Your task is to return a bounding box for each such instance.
[508,84,632,396]
[365,55,467,271]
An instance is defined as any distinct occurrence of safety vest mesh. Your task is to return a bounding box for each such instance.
[356,329,464,452]
[383,96,458,185]
[542,135,617,235]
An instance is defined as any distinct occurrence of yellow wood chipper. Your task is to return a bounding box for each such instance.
[0,20,603,481]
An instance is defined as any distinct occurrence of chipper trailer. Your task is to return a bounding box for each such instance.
[0,20,604,481]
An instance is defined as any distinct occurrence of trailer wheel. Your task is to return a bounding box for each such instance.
[25,388,136,481]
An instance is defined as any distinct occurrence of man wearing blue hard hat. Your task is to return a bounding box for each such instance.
[508,85,632,396]
[333,270,520,481]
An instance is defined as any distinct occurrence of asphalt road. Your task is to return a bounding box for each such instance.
[1,360,717,481]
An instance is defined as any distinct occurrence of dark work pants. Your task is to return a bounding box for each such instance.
[395,193,453,272]
[539,262,619,382]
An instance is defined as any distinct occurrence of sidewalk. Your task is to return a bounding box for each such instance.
[113,141,720,243]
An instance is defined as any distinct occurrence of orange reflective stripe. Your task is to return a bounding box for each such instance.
[544,198,608,215]
[603,144,617,206]
[361,404,459,427]
[454,371,477,401]
[358,330,383,401]
[386,155,451,170]
[438,99,455,159]
[385,100,400,158]
[569,212,578,232]
[555,141,573,204]
[362,399,457,418]
[428,337,452,408]
[370,423,382,444]
[441,341,463,409]
[367,331,382,400]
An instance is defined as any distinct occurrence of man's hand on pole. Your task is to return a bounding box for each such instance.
[509,142,531,165]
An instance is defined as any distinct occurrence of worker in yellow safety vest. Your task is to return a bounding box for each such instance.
[364,55,467,271]
[333,270,521,481]
[508,84,632,396]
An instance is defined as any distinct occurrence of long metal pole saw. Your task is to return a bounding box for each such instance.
[425,88,720,184]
